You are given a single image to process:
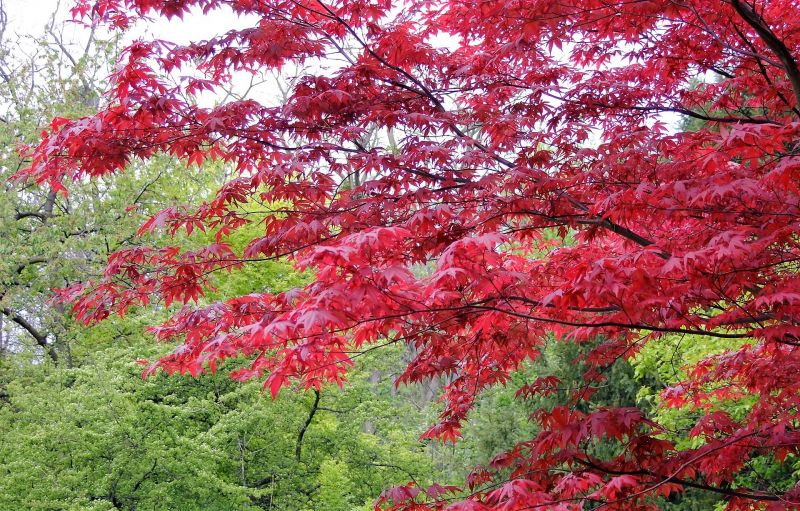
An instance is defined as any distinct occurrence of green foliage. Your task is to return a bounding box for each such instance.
[0,19,436,508]
[631,331,800,509]
[0,337,437,510]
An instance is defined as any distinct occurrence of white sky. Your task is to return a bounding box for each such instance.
[4,0,284,107]
[4,0,683,131]
[5,0,255,41]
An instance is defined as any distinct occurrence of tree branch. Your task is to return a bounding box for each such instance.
[575,456,780,502]
[0,307,57,362]
[730,0,800,108]
[295,389,320,463]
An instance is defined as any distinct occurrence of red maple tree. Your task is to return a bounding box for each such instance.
[18,0,800,509]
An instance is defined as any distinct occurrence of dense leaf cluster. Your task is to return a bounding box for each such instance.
[14,0,800,509]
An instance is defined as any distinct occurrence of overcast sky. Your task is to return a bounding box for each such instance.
[5,0,256,46]
[3,0,683,130]
[4,0,284,107]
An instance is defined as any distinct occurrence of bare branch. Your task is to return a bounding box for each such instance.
[0,307,57,362]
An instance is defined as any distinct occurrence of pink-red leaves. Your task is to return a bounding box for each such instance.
[21,0,800,509]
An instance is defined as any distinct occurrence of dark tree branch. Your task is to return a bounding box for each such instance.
[730,21,800,117]
[14,211,52,221]
[730,0,800,108]
[0,307,57,362]
[42,189,57,217]
[295,389,320,463]
[318,405,357,414]
[14,256,48,274]
[248,475,274,488]
[130,459,158,495]
[575,457,781,502]
[594,102,780,125]
[15,189,58,223]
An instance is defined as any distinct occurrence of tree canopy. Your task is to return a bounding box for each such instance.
[15,0,800,509]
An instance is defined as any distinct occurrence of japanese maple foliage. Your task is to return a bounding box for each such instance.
[18,0,800,508]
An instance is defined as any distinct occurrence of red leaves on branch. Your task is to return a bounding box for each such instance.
[19,0,800,508]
